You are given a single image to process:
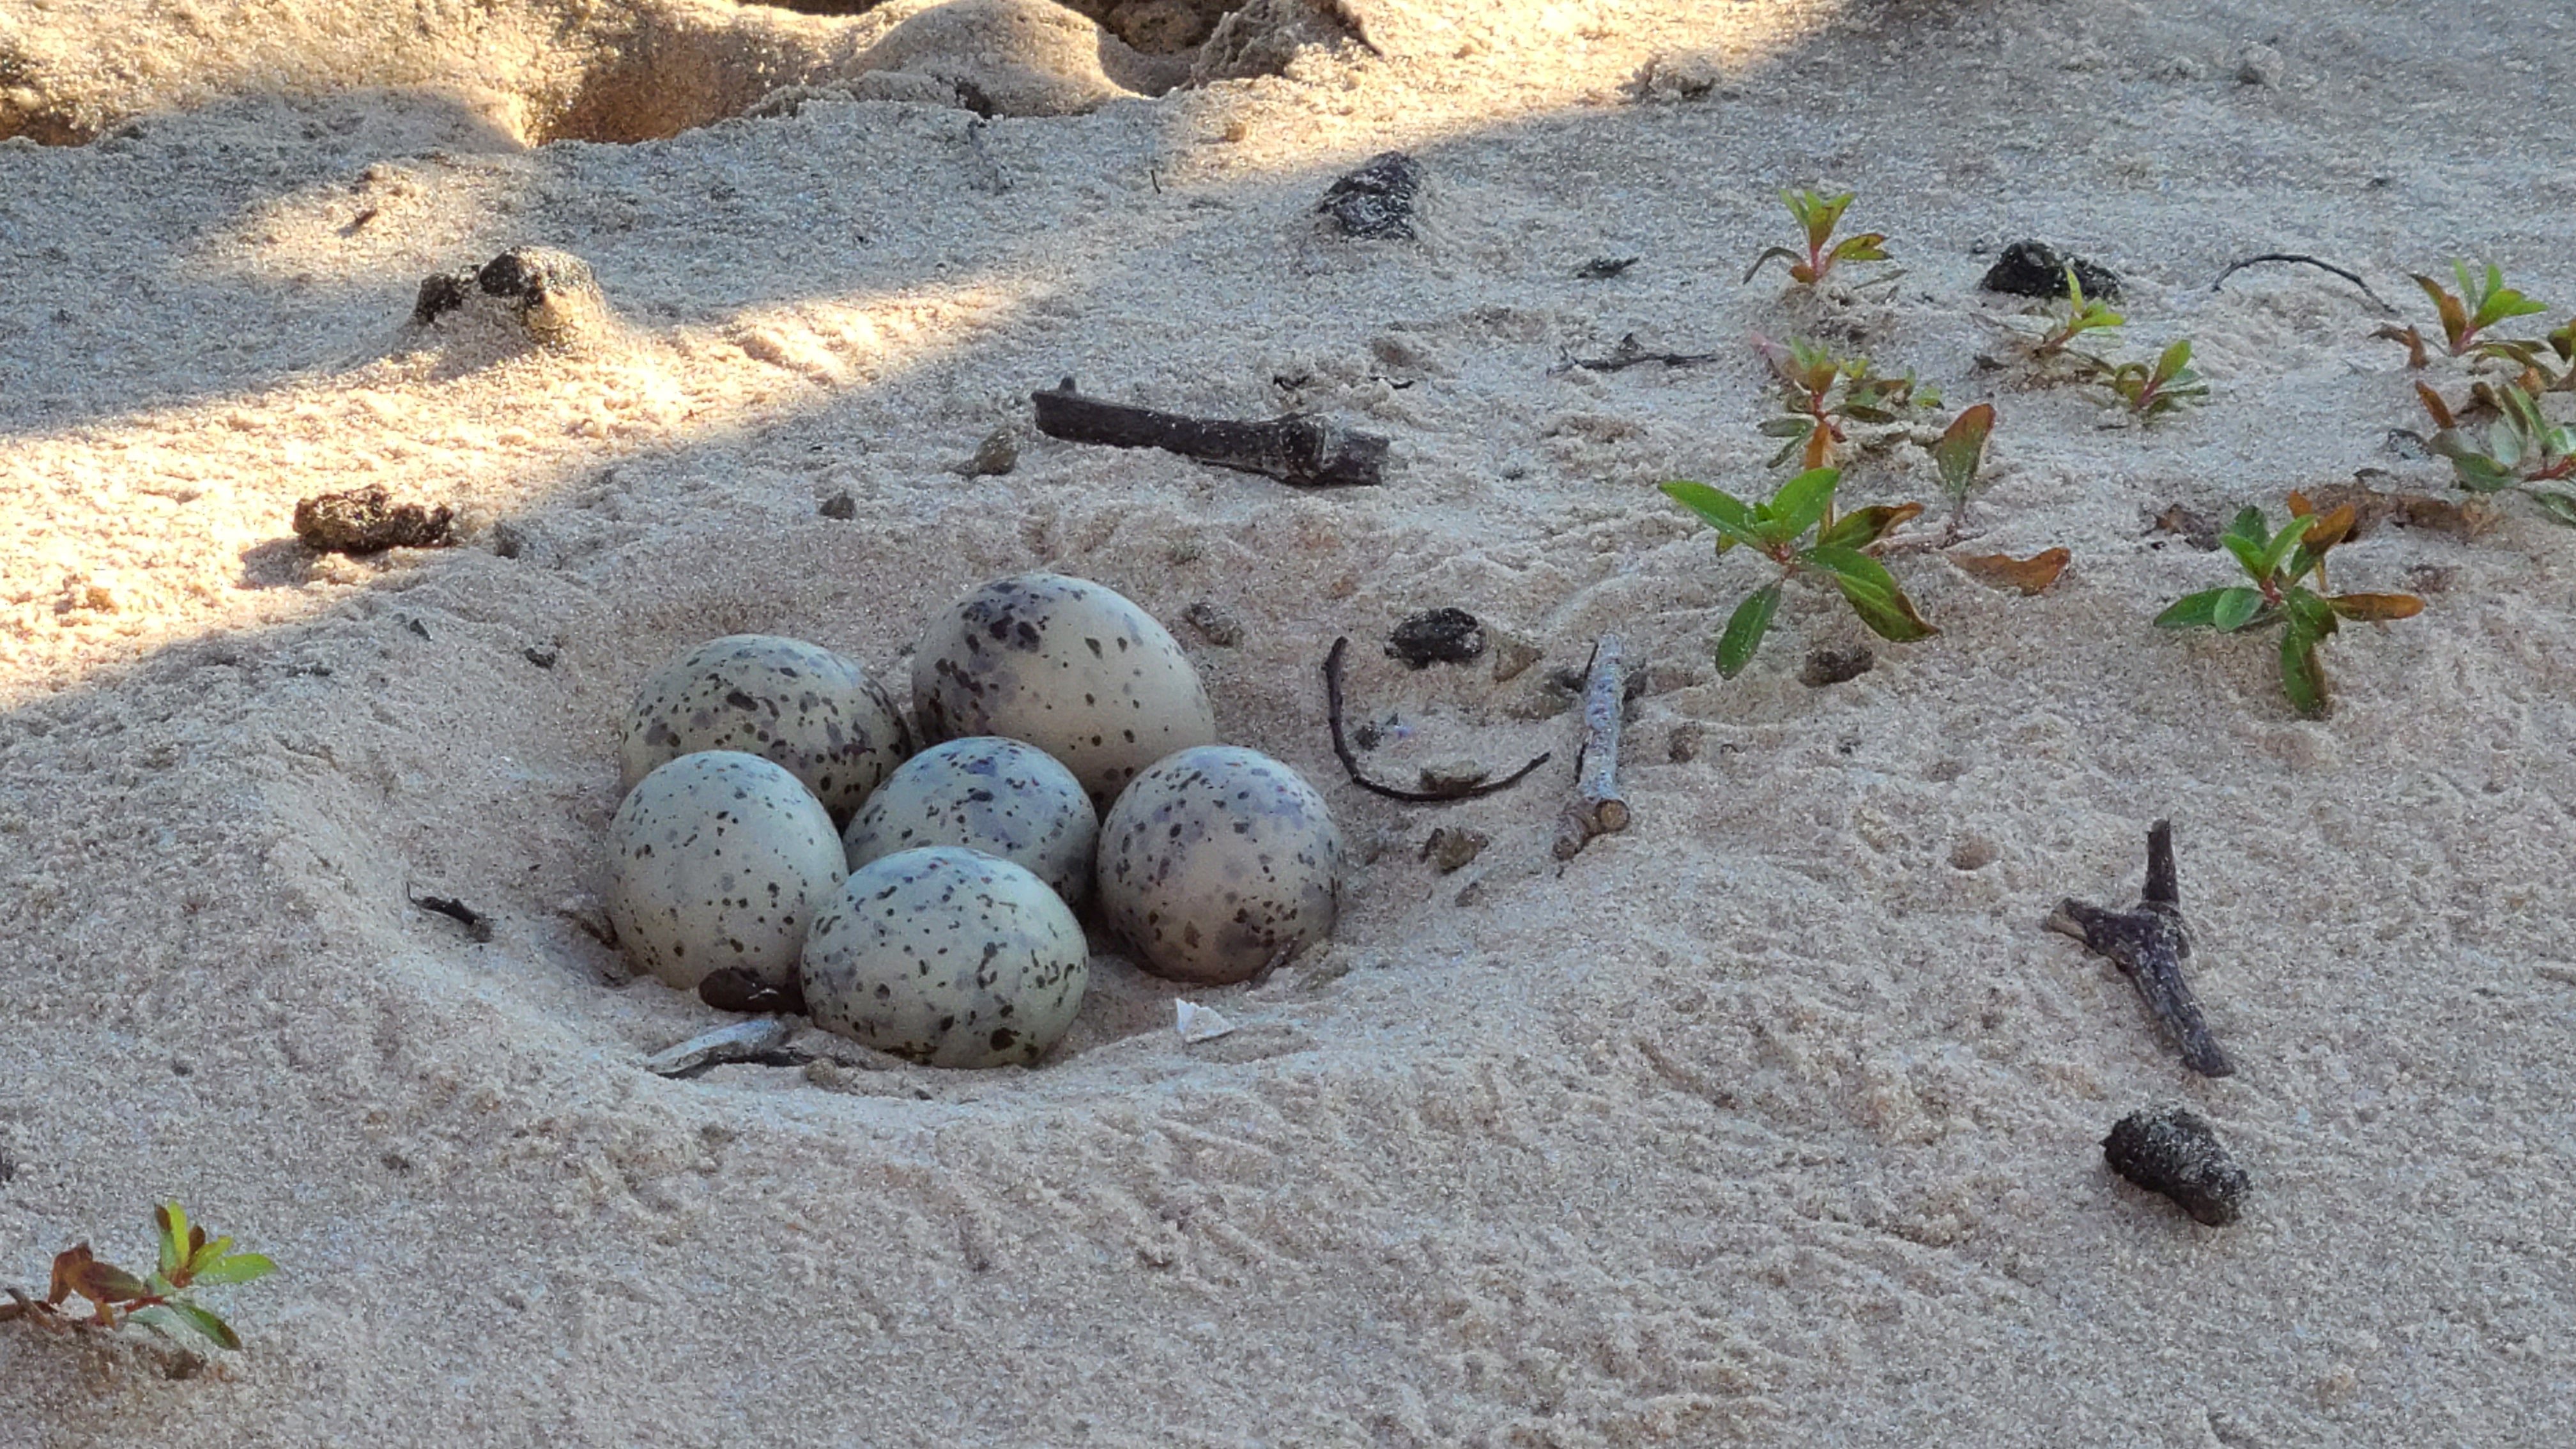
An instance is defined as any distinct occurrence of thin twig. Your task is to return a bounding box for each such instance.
[1322,637,1551,803]
[1032,380,1388,487]
[2209,253,2399,314]
[1552,635,1632,859]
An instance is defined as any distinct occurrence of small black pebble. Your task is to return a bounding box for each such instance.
[2104,1105,2249,1227]
[524,645,558,668]
[1979,239,2122,303]
[699,968,806,1016]
[1801,645,1874,688]
[1319,151,1425,241]
[1575,256,1639,279]
[1388,608,1485,668]
[818,491,857,520]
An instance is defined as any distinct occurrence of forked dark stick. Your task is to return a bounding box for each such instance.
[2046,820,2235,1077]
[1032,379,1388,487]
[1322,637,1551,803]
[2208,253,2399,314]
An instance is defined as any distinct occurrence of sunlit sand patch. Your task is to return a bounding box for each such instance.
[0,278,1028,702]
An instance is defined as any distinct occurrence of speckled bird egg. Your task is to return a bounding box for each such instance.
[841,736,1099,907]
[1096,746,1345,986]
[801,847,1090,1068]
[604,751,846,991]
[619,634,911,821]
[912,573,1215,806]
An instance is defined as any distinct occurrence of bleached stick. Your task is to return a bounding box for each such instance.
[1552,634,1630,859]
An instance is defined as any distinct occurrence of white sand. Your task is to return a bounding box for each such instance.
[5,1,2575,1443]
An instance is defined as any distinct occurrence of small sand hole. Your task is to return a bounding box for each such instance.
[1949,836,2000,871]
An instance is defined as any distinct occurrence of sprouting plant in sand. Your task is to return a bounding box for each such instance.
[2374,260,2549,365]
[1,1201,275,1353]
[2155,496,2423,717]
[2421,380,2576,525]
[1985,264,2124,374]
[1930,402,1996,542]
[1661,466,1935,678]
[1742,189,1896,289]
[2104,339,2209,421]
[1754,334,1940,469]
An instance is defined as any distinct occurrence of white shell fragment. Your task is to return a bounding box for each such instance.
[603,751,847,991]
[800,846,1089,1069]
[619,634,912,820]
[1174,1000,1237,1043]
[642,1018,793,1077]
[841,736,1099,907]
[912,573,1216,805]
[1096,745,1346,986]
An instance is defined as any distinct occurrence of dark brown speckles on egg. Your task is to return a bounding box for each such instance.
[617,635,910,820]
[910,574,1215,806]
[1096,746,1345,986]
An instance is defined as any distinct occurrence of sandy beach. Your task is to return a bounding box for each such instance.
[4,1,2574,1443]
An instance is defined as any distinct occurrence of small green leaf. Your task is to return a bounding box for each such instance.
[2281,588,2340,638]
[2527,489,2576,527]
[2152,337,2193,384]
[2279,625,2330,718]
[1817,502,1925,552]
[1758,416,1818,437]
[1768,466,1841,540]
[1717,584,1782,678]
[1828,233,1889,265]
[1803,544,1936,641]
[2210,586,2265,632]
[1742,245,1805,284]
[1660,480,1772,553]
[2221,532,2269,580]
[2255,514,2318,579]
[156,1203,188,1282]
[130,1301,243,1351]
[2155,589,2233,629]
[186,1252,275,1288]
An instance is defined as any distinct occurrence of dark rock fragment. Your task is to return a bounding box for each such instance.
[1388,607,1484,668]
[293,485,454,555]
[1183,600,1243,646]
[1980,240,2122,303]
[2103,1105,2249,1227]
[1319,151,1424,240]
[818,491,857,520]
[1800,645,1874,687]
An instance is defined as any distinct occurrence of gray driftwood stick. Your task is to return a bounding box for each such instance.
[1552,634,1631,859]
[1031,380,1388,487]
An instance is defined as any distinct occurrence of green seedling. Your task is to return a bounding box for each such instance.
[1931,402,1995,541]
[1988,264,2123,371]
[2375,261,2549,365]
[2031,264,2124,359]
[2155,498,2423,718]
[2106,339,2209,420]
[2,1201,275,1352]
[1661,466,1935,678]
[1755,334,1939,470]
[2425,380,2576,525]
[1742,189,1895,288]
